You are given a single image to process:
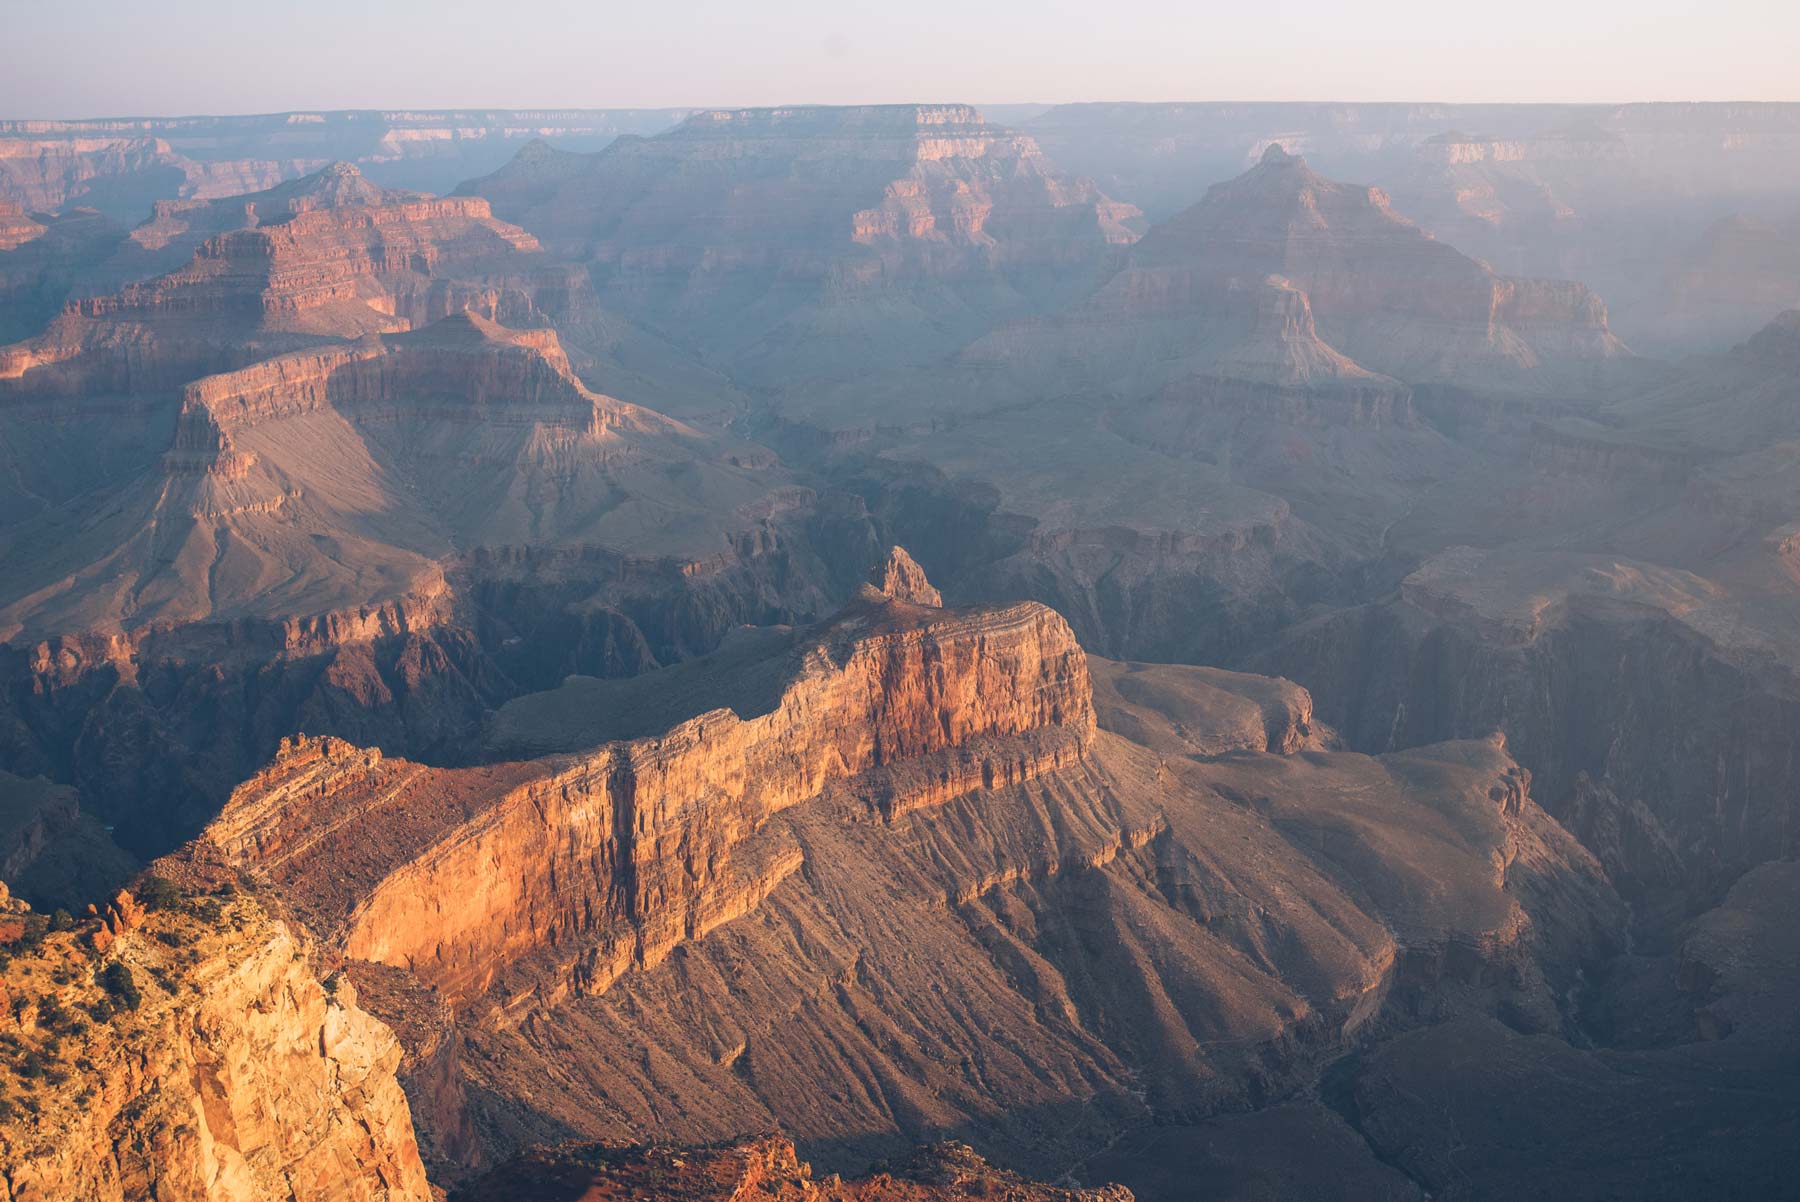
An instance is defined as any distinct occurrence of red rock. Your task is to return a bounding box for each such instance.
[449,1136,1131,1202]
[869,545,943,606]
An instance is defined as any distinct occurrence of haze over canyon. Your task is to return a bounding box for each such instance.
[2,86,1799,1202]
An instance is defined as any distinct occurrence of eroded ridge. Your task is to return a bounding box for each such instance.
[201,578,1094,1018]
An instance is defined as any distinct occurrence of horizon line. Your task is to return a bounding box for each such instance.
[6,97,1800,125]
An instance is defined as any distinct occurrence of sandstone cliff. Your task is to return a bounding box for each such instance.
[0,883,430,1202]
[181,561,1619,1184]
[200,585,1093,1015]
[0,307,871,861]
[0,161,541,399]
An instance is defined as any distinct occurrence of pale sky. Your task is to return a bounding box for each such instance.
[3,0,1796,118]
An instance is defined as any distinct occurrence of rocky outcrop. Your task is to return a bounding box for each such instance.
[0,884,430,1202]
[202,588,1094,1014]
[1101,145,1626,393]
[869,545,943,606]
[450,1136,1132,1202]
[0,162,542,399]
[172,557,1625,1183]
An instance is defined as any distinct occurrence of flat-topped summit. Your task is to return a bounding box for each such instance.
[672,102,993,137]
[198,576,1095,1007]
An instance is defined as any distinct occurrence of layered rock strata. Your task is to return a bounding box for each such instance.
[463,105,1140,386]
[965,144,1627,410]
[1260,544,1800,930]
[0,110,691,218]
[182,560,1619,1185]
[200,587,1092,1016]
[0,309,866,858]
[0,162,542,399]
[0,885,430,1202]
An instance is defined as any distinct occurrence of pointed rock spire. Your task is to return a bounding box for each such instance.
[869,545,942,607]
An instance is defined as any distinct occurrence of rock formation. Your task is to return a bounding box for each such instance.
[462,105,1140,387]
[975,144,1628,399]
[155,557,1623,1190]
[0,882,431,1202]
[0,161,545,399]
[3,98,1800,1202]
[0,110,692,219]
[200,585,1094,1014]
[0,311,794,642]
[450,1136,1132,1202]
[0,305,870,857]
[1021,101,1800,352]
[869,545,943,606]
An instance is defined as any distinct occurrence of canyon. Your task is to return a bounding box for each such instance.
[0,111,693,220]
[458,105,1142,404]
[2,97,1799,1201]
[0,560,1647,1198]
